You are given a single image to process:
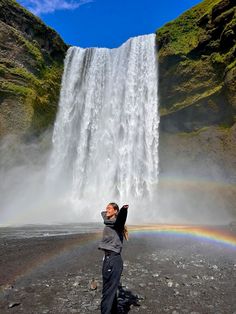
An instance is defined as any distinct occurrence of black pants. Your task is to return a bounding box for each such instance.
[101,253,123,314]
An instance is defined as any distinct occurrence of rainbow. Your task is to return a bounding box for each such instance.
[129,224,236,248]
[1,224,236,291]
[0,232,101,290]
[156,175,236,207]
[1,174,235,226]
[158,175,236,190]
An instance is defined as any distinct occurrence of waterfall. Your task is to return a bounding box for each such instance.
[48,34,159,219]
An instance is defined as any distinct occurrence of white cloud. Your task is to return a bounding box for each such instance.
[18,0,93,15]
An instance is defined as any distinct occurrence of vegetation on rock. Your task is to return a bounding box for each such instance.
[157,0,236,132]
[0,0,68,136]
[157,0,236,191]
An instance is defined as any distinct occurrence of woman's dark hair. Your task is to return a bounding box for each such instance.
[109,202,119,213]
[109,202,128,240]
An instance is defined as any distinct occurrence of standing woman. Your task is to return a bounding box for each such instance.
[98,203,129,314]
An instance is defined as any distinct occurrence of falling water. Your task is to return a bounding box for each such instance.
[48,34,159,219]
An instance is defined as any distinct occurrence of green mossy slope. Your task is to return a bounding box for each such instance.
[157,0,236,132]
[0,0,68,136]
[157,0,236,197]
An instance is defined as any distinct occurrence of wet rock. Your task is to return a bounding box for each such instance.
[87,305,99,311]
[212,265,219,271]
[138,283,146,288]
[4,284,14,290]
[73,282,80,287]
[141,269,149,274]
[58,297,69,302]
[88,278,97,290]
[66,272,76,277]
[167,281,173,287]
[136,294,145,300]
[190,290,199,297]
[152,273,159,278]
[8,301,21,308]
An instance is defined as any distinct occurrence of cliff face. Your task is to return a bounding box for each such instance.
[0,0,235,222]
[1,0,235,142]
[157,0,235,132]
[156,0,236,221]
[156,0,236,182]
[0,0,68,136]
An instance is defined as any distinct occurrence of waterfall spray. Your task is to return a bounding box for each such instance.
[48,34,159,220]
[0,34,233,226]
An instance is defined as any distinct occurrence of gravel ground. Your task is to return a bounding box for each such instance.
[0,226,236,314]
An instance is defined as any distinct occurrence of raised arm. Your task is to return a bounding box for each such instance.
[114,205,128,230]
[101,211,115,226]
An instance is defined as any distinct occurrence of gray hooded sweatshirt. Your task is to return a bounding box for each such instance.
[98,206,128,253]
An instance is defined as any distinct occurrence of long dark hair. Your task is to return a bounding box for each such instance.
[109,202,128,241]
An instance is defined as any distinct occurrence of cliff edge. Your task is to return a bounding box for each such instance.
[157,0,236,180]
[0,0,68,136]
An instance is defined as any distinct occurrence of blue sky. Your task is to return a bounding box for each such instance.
[18,0,202,48]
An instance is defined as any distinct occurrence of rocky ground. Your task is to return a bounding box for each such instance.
[0,226,236,314]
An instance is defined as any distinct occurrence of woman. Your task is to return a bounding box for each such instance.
[98,203,129,314]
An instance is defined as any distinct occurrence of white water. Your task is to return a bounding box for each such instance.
[48,34,159,221]
[1,35,233,226]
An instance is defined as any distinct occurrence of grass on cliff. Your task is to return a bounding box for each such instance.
[0,0,67,135]
[157,0,236,121]
[0,62,63,133]
[30,64,63,133]
[159,84,223,116]
[156,0,222,56]
[0,0,63,42]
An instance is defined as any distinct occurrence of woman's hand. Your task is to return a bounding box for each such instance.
[122,205,129,209]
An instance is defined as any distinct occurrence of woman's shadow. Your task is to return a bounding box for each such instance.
[117,284,141,313]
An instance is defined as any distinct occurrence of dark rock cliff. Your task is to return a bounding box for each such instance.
[156,0,236,219]
[156,0,236,178]
[0,0,235,220]
[157,0,235,132]
[0,0,68,136]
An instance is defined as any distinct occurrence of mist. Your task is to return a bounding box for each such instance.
[0,129,234,227]
[0,131,105,226]
[0,34,235,227]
